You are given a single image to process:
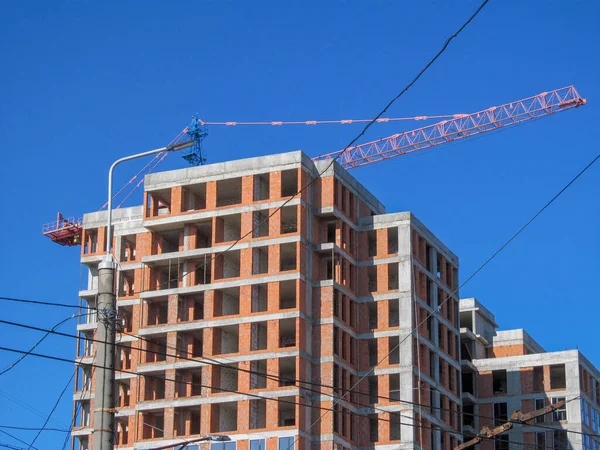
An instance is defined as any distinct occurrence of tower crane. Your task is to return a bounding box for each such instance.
[41,85,586,246]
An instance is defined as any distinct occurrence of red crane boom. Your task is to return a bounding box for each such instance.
[312,86,586,169]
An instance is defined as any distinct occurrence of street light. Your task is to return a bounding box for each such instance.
[93,139,194,450]
[150,434,232,450]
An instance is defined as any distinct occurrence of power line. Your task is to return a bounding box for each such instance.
[0,296,87,310]
[0,389,69,430]
[367,145,600,436]
[26,371,75,449]
[0,314,81,376]
[0,431,38,450]
[290,0,492,445]
[0,426,68,433]
[1,304,597,441]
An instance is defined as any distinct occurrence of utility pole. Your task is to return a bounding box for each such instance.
[94,258,116,450]
[92,140,194,450]
[455,399,567,450]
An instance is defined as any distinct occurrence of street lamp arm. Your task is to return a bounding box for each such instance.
[104,140,194,261]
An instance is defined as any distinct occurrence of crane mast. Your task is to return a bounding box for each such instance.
[312,86,586,169]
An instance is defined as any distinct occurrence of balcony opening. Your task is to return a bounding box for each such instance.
[250,399,267,429]
[252,210,269,238]
[118,305,133,333]
[326,222,336,243]
[146,297,169,326]
[74,400,90,428]
[116,419,128,446]
[278,397,296,426]
[78,331,94,357]
[175,369,203,398]
[214,287,240,317]
[118,270,135,298]
[177,330,204,359]
[254,173,270,201]
[281,169,298,197]
[390,412,401,440]
[145,337,167,363]
[194,220,212,249]
[369,414,379,442]
[463,372,475,395]
[118,344,132,370]
[178,293,204,322]
[215,250,240,280]
[74,437,89,450]
[368,376,378,404]
[252,247,268,275]
[533,366,544,392]
[211,402,238,432]
[141,411,164,439]
[215,213,241,243]
[460,311,473,331]
[279,357,296,387]
[251,284,268,312]
[389,299,399,327]
[216,177,242,207]
[250,360,267,389]
[251,322,268,351]
[368,302,378,329]
[388,263,399,290]
[183,182,206,212]
[213,324,239,355]
[280,206,297,234]
[367,230,377,257]
[155,229,181,254]
[368,339,378,366]
[390,374,400,401]
[144,375,166,401]
[194,256,212,285]
[387,227,398,254]
[550,364,566,389]
[174,406,201,437]
[213,363,238,393]
[463,403,475,428]
[279,242,297,271]
[76,366,92,392]
[494,402,508,425]
[279,280,296,309]
[493,369,508,394]
[367,266,378,292]
[117,380,131,407]
[120,235,137,262]
[321,255,333,281]
[279,318,296,348]
[388,336,399,364]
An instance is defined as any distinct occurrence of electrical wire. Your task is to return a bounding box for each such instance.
[26,371,75,449]
[61,363,96,450]
[1,305,598,440]
[0,390,69,430]
[0,296,88,310]
[0,345,595,448]
[0,314,82,376]
[285,0,491,446]
[0,431,38,450]
[0,427,68,433]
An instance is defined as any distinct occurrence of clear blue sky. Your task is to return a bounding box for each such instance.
[0,1,598,448]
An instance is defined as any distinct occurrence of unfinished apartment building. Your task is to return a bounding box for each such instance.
[459,298,600,450]
[72,150,461,450]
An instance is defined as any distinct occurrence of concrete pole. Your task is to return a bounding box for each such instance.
[94,259,116,450]
[92,140,194,450]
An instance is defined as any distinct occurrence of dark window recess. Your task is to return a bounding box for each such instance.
[494,402,508,425]
[493,370,508,394]
[550,364,566,389]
